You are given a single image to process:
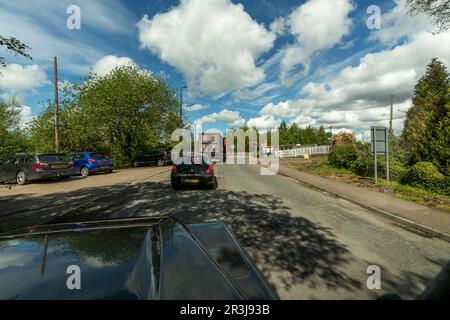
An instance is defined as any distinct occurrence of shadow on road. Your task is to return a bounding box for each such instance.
[0,180,363,294]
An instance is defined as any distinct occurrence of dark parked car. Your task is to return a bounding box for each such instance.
[171,153,215,190]
[68,152,113,177]
[0,153,74,185]
[0,216,278,300]
[133,149,172,168]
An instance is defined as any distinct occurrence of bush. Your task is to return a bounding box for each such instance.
[351,152,407,181]
[378,156,407,181]
[400,161,446,193]
[351,151,373,176]
[328,144,358,169]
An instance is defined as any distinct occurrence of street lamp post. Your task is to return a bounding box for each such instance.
[180,85,187,127]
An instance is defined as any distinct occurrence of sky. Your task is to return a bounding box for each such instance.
[0,0,449,141]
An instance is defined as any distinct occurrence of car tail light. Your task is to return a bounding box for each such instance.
[87,158,97,163]
[206,166,214,174]
[32,163,48,170]
[171,165,177,173]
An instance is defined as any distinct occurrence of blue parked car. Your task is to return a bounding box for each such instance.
[68,152,113,177]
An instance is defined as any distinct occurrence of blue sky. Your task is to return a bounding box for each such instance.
[0,0,449,140]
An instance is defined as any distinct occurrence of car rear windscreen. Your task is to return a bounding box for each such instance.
[91,153,109,160]
[37,154,70,163]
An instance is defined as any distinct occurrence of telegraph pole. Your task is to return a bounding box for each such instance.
[54,56,59,153]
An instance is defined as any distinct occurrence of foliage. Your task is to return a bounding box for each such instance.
[351,151,373,177]
[0,36,32,68]
[406,0,450,34]
[278,121,330,146]
[401,58,450,169]
[351,150,407,182]
[377,156,407,182]
[0,99,29,159]
[416,96,450,174]
[27,101,56,153]
[400,161,447,194]
[331,131,356,146]
[328,144,358,169]
[28,65,181,163]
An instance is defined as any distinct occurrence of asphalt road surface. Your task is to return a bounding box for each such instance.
[1,163,450,299]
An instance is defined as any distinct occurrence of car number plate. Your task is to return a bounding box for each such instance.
[52,164,65,169]
[184,178,200,184]
[101,166,109,170]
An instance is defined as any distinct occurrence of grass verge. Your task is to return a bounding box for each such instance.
[287,156,450,212]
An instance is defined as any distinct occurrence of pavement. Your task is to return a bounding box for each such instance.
[1,163,450,299]
[275,163,450,242]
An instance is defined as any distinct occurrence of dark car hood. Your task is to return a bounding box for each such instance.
[0,217,277,300]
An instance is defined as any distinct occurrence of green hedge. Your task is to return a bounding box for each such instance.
[351,153,406,181]
[400,161,447,194]
[327,144,358,169]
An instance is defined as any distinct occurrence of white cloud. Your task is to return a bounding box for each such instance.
[261,22,450,132]
[0,64,48,91]
[19,105,34,129]
[277,0,354,80]
[247,115,281,130]
[200,108,245,127]
[185,104,210,112]
[369,0,433,45]
[91,55,136,76]
[232,81,281,102]
[0,0,136,75]
[137,0,275,96]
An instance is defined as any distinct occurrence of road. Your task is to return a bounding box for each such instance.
[1,163,449,299]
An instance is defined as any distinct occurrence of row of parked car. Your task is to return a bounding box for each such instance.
[0,149,173,185]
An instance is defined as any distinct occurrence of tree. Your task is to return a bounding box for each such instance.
[417,90,450,174]
[29,65,180,163]
[332,131,356,146]
[0,36,32,68]
[0,98,29,159]
[279,121,290,146]
[401,58,450,166]
[287,123,299,145]
[317,126,331,145]
[406,0,450,34]
[277,124,333,146]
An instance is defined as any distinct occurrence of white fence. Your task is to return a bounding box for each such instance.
[275,145,330,158]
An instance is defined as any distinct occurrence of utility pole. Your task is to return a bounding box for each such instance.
[53,56,59,153]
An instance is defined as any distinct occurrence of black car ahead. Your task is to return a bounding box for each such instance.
[0,216,278,300]
[171,153,216,190]
[133,149,172,168]
[0,153,74,185]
